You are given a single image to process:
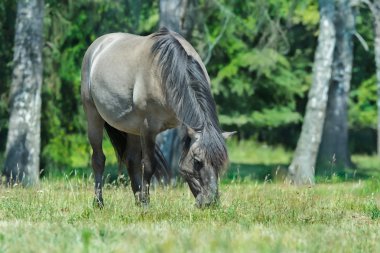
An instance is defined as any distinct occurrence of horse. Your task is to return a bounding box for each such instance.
[81,27,234,208]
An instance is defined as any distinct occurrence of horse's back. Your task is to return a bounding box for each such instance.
[81,33,145,104]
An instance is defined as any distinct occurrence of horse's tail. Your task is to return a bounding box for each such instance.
[104,122,171,184]
[104,122,127,168]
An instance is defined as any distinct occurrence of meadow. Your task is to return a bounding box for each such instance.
[0,141,380,253]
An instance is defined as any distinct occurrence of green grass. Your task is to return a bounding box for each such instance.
[227,138,292,165]
[0,178,380,253]
[226,139,380,180]
[2,139,380,252]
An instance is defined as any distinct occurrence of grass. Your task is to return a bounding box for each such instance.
[1,139,380,252]
[226,138,380,180]
[227,138,292,165]
[0,178,380,253]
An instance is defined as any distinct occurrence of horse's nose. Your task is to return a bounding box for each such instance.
[195,190,219,208]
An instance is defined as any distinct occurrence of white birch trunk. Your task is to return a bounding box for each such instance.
[159,0,195,38]
[3,0,44,186]
[318,0,355,172]
[288,0,336,185]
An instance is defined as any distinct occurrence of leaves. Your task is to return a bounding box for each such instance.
[349,75,377,128]
[0,0,379,167]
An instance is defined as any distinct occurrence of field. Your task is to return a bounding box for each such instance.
[0,141,380,253]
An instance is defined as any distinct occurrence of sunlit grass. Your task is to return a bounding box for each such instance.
[2,140,380,252]
[0,178,379,253]
[226,138,292,165]
[352,154,380,177]
[226,139,380,180]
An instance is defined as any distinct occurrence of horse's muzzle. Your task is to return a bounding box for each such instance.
[180,168,219,208]
[195,191,219,208]
[196,178,219,208]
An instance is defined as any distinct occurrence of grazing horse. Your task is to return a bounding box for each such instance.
[81,28,234,208]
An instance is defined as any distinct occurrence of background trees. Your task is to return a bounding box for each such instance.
[0,0,379,181]
[363,0,380,156]
[3,0,44,186]
[318,0,356,172]
[288,0,336,184]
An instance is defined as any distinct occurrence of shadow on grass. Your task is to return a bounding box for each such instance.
[44,159,380,185]
[45,163,128,185]
[223,162,288,183]
[224,161,380,183]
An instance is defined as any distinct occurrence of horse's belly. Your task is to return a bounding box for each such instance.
[113,117,144,136]
[96,104,144,135]
[93,94,177,135]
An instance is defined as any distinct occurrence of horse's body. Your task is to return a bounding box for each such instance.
[81,28,232,207]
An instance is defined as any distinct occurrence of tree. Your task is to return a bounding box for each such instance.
[159,0,195,38]
[288,0,336,185]
[3,0,44,186]
[318,0,355,172]
[156,0,196,183]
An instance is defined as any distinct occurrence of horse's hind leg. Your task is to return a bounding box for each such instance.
[85,106,106,208]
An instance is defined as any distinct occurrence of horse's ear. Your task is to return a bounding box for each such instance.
[222,131,237,139]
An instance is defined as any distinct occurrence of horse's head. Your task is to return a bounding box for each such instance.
[180,127,235,208]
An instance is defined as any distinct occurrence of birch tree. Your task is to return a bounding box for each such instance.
[318,0,355,172]
[288,0,336,185]
[3,0,44,186]
[159,0,195,38]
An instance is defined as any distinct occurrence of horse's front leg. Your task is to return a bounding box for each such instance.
[137,121,157,206]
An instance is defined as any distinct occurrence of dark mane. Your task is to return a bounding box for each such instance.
[151,27,228,171]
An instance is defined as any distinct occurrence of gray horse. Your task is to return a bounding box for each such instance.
[81,27,234,208]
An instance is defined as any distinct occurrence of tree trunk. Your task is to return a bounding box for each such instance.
[3,0,44,186]
[156,0,196,183]
[318,0,355,173]
[159,0,195,38]
[288,0,336,185]
[374,1,380,157]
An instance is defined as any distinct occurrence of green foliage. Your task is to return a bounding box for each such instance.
[292,1,320,28]
[349,75,377,128]
[1,0,380,173]
[40,0,158,168]
[0,0,16,151]
[197,0,316,138]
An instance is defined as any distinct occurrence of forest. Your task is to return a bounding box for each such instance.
[1,0,380,180]
[0,0,380,252]
[0,0,380,180]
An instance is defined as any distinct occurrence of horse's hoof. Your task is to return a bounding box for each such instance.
[93,197,104,209]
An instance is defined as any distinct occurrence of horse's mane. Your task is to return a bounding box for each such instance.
[151,27,228,171]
